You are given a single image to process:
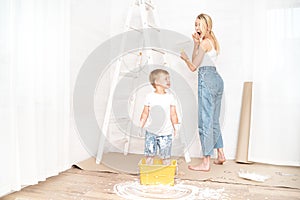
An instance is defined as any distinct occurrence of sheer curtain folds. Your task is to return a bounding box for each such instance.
[0,0,70,196]
[249,0,300,166]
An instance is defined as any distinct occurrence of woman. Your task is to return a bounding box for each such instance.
[180,13,225,171]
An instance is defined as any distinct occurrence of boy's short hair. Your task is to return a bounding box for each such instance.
[149,69,169,88]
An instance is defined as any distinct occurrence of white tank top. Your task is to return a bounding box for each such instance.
[199,39,217,67]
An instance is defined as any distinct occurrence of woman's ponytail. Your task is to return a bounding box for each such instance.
[210,30,220,55]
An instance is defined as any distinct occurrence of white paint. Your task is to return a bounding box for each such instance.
[238,170,270,182]
[114,181,226,200]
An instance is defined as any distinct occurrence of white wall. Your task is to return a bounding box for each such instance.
[70,0,256,162]
[71,0,300,166]
[69,0,111,163]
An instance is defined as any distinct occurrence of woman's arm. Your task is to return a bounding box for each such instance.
[192,44,199,61]
[180,40,207,72]
[180,49,205,72]
[192,33,200,61]
[180,52,197,72]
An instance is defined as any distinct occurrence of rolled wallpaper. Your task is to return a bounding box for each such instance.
[236,82,253,164]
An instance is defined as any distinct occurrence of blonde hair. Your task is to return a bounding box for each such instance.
[149,69,169,88]
[197,13,220,54]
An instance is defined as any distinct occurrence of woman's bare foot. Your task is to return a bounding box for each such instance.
[214,149,226,165]
[213,158,226,165]
[188,156,210,171]
[188,163,210,171]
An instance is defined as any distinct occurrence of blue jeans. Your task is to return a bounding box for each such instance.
[198,66,224,156]
[144,131,172,159]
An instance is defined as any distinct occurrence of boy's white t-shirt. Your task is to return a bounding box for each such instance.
[144,91,176,136]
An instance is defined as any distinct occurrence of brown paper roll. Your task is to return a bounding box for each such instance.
[235,82,253,163]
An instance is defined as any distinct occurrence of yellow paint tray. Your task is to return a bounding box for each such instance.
[138,158,177,186]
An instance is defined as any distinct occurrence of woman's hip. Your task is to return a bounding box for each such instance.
[198,66,223,94]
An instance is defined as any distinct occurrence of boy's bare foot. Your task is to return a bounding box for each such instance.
[146,157,153,165]
[162,159,170,165]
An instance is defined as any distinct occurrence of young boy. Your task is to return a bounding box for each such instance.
[140,69,179,165]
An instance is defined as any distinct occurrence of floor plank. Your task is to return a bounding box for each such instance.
[2,167,300,200]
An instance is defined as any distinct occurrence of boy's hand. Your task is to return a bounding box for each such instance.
[173,124,181,139]
[139,119,145,137]
[172,129,176,141]
[139,127,144,137]
[140,119,145,128]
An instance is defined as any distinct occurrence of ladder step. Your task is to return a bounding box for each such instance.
[128,26,143,32]
[151,48,165,55]
[135,0,154,9]
[145,1,154,9]
[147,24,160,31]
[110,117,130,124]
[119,71,139,78]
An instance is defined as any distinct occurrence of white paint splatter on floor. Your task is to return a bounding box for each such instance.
[114,181,226,200]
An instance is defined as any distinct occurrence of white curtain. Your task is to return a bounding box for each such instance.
[0,0,71,196]
[249,0,300,166]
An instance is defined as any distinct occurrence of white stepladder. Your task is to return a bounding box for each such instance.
[96,0,191,164]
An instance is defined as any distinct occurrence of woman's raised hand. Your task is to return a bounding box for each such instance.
[192,32,200,45]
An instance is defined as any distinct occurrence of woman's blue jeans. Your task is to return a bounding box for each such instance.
[198,66,224,156]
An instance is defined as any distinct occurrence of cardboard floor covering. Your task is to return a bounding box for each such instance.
[74,152,300,189]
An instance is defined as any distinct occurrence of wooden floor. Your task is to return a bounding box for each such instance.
[2,167,300,200]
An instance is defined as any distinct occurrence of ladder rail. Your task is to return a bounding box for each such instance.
[124,0,152,155]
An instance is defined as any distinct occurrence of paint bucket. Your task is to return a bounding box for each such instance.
[138,158,177,186]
